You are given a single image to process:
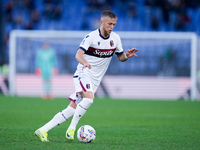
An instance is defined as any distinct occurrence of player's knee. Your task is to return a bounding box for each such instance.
[82,91,94,100]
[69,101,77,109]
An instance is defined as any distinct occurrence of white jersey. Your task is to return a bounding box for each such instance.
[74,29,124,87]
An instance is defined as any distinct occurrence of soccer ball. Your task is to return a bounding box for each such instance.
[77,125,96,143]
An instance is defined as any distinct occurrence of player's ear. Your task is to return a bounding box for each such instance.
[100,20,103,25]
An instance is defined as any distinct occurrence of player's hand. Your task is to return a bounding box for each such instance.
[126,48,138,58]
[35,68,41,75]
[52,68,58,75]
[82,63,92,70]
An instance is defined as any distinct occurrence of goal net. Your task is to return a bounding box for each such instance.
[9,30,198,100]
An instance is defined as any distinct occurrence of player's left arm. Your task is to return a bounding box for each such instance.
[117,48,138,62]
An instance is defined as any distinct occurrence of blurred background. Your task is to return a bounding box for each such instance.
[0,0,200,100]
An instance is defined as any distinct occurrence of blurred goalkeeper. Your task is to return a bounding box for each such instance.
[35,42,58,99]
[34,10,138,142]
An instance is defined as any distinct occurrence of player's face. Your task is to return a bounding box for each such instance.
[43,43,49,49]
[100,17,117,38]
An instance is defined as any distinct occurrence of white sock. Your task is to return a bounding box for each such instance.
[40,106,75,132]
[68,98,93,130]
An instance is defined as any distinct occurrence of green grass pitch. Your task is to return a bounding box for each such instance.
[0,95,200,150]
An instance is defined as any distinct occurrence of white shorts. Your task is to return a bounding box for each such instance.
[68,74,98,104]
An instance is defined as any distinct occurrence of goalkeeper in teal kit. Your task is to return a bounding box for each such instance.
[35,43,58,99]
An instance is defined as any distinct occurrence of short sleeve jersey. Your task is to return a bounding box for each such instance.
[75,29,124,86]
[36,49,57,78]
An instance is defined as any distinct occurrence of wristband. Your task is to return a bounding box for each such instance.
[125,53,129,60]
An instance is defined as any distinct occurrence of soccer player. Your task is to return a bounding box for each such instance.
[34,10,138,142]
[35,42,58,99]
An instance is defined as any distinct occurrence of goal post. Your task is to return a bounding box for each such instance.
[9,30,198,100]
[9,30,89,96]
[116,31,198,101]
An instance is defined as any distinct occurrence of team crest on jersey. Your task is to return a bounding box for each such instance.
[110,40,114,47]
[98,42,100,46]
[86,84,90,89]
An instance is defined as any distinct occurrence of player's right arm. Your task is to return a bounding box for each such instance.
[75,49,92,70]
